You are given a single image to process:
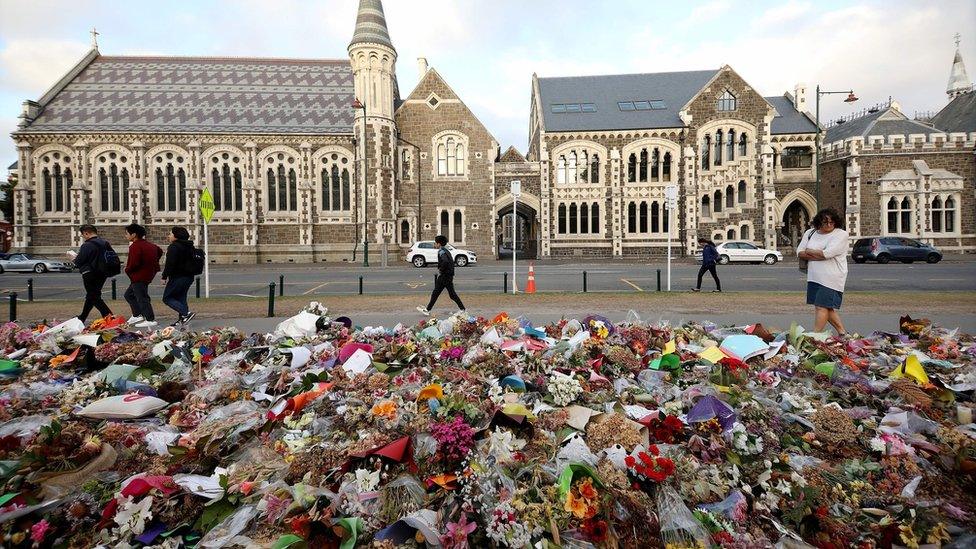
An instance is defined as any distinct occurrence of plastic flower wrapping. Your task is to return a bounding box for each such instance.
[0,308,974,548]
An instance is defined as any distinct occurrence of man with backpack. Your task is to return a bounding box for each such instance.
[416,235,466,316]
[123,223,164,329]
[161,226,202,326]
[69,224,117,323]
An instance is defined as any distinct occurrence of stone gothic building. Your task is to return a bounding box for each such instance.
[9,0,972,261]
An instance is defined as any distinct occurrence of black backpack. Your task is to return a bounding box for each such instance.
[94,241,122,277]
[190,247,206,275]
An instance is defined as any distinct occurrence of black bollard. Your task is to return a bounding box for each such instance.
[279,274,284,297]
[195,277,201,299]
[656,269,662,292]
[268,282,276,317]
[111,278,117,300]
[27,278,33,302]
[9,293,16,322]
[359,276,364,295]
[503,272,508,294]
[583,271,588,293]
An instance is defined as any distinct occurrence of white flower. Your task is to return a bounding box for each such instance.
[114,495,154,537]
[487,429,526,462]
[869,436,887,453]
[354,468,380,492]
[548,371,583,406]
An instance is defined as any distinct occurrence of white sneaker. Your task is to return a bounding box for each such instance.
[135,320,158,329]
[127,316,144,325]
[416,306,430,316]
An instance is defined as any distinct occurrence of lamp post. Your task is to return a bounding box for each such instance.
[814,86,858,209]
[352,98,369,266]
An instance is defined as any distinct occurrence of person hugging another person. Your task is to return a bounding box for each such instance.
[797,208,849,336]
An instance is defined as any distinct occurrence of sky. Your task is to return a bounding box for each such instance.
[0,0,974,173]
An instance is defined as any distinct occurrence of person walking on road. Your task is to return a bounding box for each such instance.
[417,235,465,316]
[161,227,199,326]
[123,223,163,328]
[69,224,117,322]
[692,237,722,292]
[797,208,849,336]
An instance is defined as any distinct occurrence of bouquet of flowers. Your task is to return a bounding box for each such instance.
[625,444,676,493]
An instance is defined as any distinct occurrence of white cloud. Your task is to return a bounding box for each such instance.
[682,0,732,27]
[0,39,90,93]
[753,0,812,29]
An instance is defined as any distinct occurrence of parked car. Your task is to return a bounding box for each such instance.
[406,241,477,268]
[852,237,942,264]
[0,253,74,273]
[696,241,783,265]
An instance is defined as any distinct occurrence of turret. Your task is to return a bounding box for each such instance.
[947,33,972,99]
[348,0,397,120]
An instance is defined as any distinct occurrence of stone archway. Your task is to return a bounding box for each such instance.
[495,197,538,259]
[781,200,812,250]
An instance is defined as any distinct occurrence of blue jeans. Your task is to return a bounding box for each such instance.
[163,276,193,317]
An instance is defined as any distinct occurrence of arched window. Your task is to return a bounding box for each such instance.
[886,196,913,234]
[900,197,912,233]
[738,133,747,157]
[590,154,600,183]
[628,153,637,182]
[319,152,352,212]
[435,134,467,176]
[701,136,711,170]
[714,130,723,166]
[725,185,734,209]
[639,149,648,182]
[400,149,411,181]
[558,204,567,233]
[580,203,589,233]
[38,152,73,213]
[714,190,723,213]
[153,152,187,212]
[651,202,660,233]
[453,210,463,241]
[727,130,735,161]
[886,197,898,233]
[591,202,599,233]
[98,164,130,213]
[727,228,735,240]
[639,202,648,233]
[455,142,465,176]
[651,149,660,181]
[718,90,736,111]
[567,151,577,183]
[446,138,457,176]
[740,225,750,240]
[569,203,578,234]
[628,202,637,233]
[557,156,566,184]
[663,206,669,233]
[440,210,450,236]
[945,197,956,232]
[737,180,746,204]
[438,144,448,175]
[579,151,589,183]
[662,152,672,181]
[701,195,711,217]
[400,220,410,243]
[931,197,943,232]
[265,152,298,212]
[210,152,244,212]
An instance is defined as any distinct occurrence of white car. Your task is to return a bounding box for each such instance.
[406,241,477,268]
[697,241,783,265]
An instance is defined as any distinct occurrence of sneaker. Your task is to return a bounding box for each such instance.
[127,316,144,325]
[712,289,722,293]
[181,311,196,323]
[135,320,158,329]
[416,306,430,316]
[691,288,701,292]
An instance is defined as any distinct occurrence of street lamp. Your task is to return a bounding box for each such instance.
[814,86,858,210]
[352,97,368,266]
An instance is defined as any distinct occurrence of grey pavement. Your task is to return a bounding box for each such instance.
[2,258,975,300]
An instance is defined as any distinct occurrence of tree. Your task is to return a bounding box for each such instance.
[0,175,14,221]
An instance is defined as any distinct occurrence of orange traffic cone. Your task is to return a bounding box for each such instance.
[526,262,537,294]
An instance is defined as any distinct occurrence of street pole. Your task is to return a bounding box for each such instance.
[203,221,210,298]
[510,180,521,295]
[665,185,677,292]
[815,84,821,211]
[361,103,369,267]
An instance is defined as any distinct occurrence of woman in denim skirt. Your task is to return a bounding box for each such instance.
[797,208,849,335]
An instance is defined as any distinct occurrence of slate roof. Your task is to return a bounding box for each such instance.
[929,91,976,133]
[824,107,937,143]
[537,70,719,132]
[349,0,394,49]
[7,161,16,170]
[18,56,355,135]
[766,95,817,134]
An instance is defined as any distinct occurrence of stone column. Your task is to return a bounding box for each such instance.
[13,141,32,248]
[682,145,698,254]
[299,142,314,247]
[70,140,89,247]
[130,141,146,224]
[845,156,862,239]
[187,141,202,242]
[760,144,777,250]
[916,174,927,241]
[539,148,551,258]
[244,142,258,246]
[609,148,622,257]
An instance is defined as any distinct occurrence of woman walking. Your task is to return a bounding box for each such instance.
[693,237,722,292]
[161,227,198,326]
[797,208,849,335]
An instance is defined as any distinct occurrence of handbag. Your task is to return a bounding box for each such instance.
[798,229,815,273]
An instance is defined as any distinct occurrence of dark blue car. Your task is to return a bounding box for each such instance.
[852,237,942,264]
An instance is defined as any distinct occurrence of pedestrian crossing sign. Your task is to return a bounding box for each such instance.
[199,189,215,224]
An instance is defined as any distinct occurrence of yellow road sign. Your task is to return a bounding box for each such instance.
[199,188,215,224]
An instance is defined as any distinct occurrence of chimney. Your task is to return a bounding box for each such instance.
[793,83,808,113]
[417,57,428,79]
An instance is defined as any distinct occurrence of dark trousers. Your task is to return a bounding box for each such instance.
[79,272,112,322]
[426,275,465,311]
[124,281,155,321]
[162,276,193,317]
[696,264,722,291]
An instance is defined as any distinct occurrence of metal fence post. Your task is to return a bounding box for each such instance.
[268,282,276,317]
[503,272,508,294]
[8,293,16,322]
[583,271,588,293]
[111,278,117,300]
[279,274,284,297]
[196,277,201,299]
[27,279,33,302]
[359,276,364,295]
[657,269,662,292]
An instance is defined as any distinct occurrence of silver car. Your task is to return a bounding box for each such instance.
[0,253,75,273]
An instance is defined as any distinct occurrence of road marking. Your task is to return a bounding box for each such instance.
[620,279,644,292]
[404,282,426,289]
[741,277,775,281]
[930,278,966,281]
[302,281,331,295]
[863,278,898,282]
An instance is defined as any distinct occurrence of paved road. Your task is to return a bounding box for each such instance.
[2,259,974,300]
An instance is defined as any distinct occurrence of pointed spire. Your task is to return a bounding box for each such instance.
[349,0,393,50]
[947,33,971,98]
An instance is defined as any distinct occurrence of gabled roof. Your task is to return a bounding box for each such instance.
[825,106,936,143]
[498,146,525,163]
[349,0,393,50]
[766,95,817,134]
[929,90,976,133]
[17,55,355,135]
[537,69,719,132]
[7,161,17,170]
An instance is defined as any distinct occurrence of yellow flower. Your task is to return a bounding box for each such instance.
[371,400,398,420]
[417,384,444,402]
[926,522,950,544]
[899,523,919,549]
[565,491,588,519]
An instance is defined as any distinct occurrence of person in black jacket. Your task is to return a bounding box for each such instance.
[417,235,465,316]
[693,237,722,292]
[69,224,115,322]
[161,226,197,325]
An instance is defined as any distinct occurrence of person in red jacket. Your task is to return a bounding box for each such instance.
[123,223,163,328]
